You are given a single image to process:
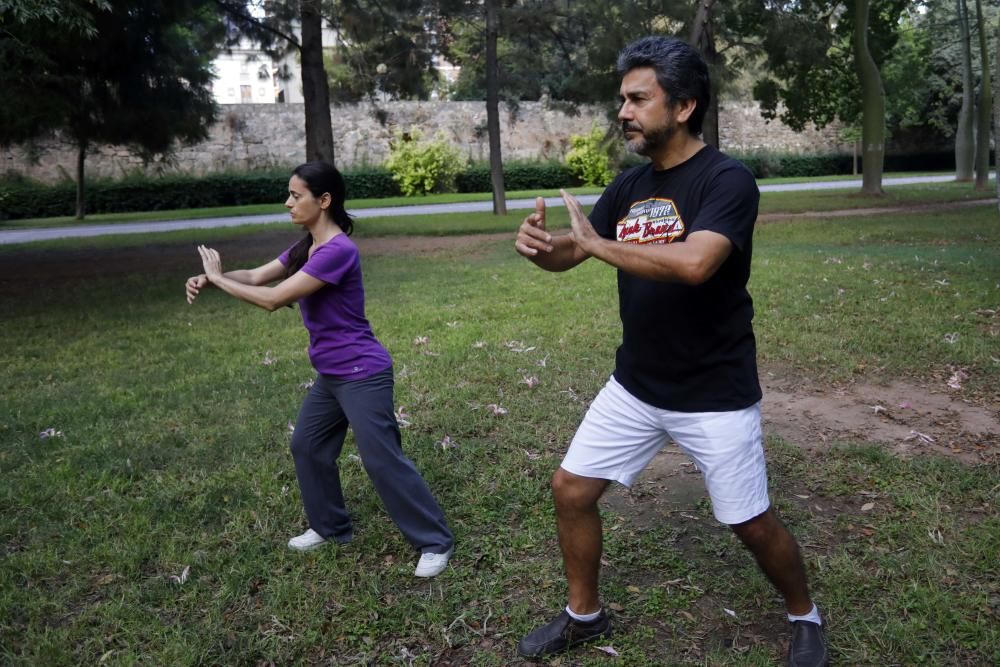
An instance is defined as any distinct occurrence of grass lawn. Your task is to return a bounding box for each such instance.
[1,204,998,664]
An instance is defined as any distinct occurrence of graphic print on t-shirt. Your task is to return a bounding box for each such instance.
[616,197,685,245]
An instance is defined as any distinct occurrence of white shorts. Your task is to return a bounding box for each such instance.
[561,375,769,525]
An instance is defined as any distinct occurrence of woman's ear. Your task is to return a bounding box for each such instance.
[319,192,333,210]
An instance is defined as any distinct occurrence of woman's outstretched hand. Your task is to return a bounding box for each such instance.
[185,274,208,304]
[198,245,224,280]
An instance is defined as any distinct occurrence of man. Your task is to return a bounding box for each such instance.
[514,36,828,666]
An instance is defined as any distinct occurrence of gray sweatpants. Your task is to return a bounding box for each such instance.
[290,367,453,554]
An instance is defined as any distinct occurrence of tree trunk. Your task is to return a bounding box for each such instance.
[956,0,975,181]
[485,0,506,215]
[853,0,885,195]
[994,9,1000,211]
[974,0,992,190]
[75,141,87,220]
[301,0,335,163]
[688,0,719,148]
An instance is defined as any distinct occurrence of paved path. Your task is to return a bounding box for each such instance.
[0,174,959,246]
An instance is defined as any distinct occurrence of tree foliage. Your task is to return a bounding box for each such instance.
[441,0,688,105]
[0,0,223,217]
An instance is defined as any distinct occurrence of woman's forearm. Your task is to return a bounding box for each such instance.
[222,269,261,285]
[208,274,287,311]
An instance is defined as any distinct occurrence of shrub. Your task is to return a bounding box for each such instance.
[454,161,578,193]
[565,126,615,187]
[342,167,400,199]
[385,129,465,196]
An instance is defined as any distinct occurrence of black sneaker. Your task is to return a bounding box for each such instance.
[517,609,611,659]
[787,620,829,667]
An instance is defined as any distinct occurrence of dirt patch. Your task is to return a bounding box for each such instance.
[761,374,999,464]
[606,373,999,518]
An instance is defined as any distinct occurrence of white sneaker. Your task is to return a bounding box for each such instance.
[413,547,453,577]
[287,528,327,552]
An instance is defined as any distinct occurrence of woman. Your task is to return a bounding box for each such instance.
[185,161,454,578]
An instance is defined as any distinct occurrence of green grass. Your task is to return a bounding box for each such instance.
[1,205,997,664]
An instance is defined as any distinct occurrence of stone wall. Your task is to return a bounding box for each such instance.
[1,100,850,184]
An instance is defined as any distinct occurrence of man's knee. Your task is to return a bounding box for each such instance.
[551,468,606,512]
[730,507,778,545]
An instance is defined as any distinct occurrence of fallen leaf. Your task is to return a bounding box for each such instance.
[861,502,875,512]
[595,646,620,657]
[723,608,738,618]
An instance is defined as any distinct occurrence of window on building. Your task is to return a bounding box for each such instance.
[240,85,252,103]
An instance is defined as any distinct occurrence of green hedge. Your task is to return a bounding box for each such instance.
[0,168,403,221]
[455,161,579,192]
[0,163,575,220]
[0,150,959,221]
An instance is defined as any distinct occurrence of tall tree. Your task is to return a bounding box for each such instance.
[216,0,335,163]
[301,0,334,161]
[854,0,886,194]
[749,0,907,195]
[994,9,1000,209]
[688,0,719,147]
[956,0,976,181]
[484,0,506,214]
[1,0,222,218]
[973,0,992,189]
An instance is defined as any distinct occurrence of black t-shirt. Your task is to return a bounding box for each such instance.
[588,145,761,411]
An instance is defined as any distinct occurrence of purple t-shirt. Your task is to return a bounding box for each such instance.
[278,234,392,379]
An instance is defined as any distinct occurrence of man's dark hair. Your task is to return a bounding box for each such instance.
[616,36,711,136]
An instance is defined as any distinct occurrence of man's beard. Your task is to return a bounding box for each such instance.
[623,120,676,156]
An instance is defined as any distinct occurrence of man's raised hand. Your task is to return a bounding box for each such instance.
[515,196,553,258]
[561,189,600,253]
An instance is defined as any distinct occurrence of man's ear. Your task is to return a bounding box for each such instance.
[674,97,698,125]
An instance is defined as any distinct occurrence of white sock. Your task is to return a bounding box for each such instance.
[787,603,822,626]
[565,605,603,622]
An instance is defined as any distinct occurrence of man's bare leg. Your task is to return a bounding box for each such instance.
[730,508,812,615]
[552,468,610,614]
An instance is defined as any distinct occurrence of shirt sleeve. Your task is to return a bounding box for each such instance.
[689,163,759,253]
[277,246,292,267]
[299,238,358,285]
